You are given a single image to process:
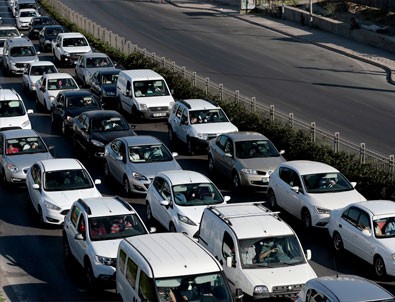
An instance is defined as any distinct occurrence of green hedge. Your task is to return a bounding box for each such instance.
[40,0,395,200]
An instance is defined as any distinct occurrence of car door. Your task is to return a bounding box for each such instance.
[27,163,41,212]
[106,139,125,184]
[75,56,84,82]
[283,170,306,218]
[65,206,87,265]
[90,72,100,97]
[22,63,30,88]
[73,113,87,150]
[149,177,170,227]
[35,76,45,105]
[171,105,185,142]
[215,135,234,176]
[52,93,64,125]
[219,232,239,293]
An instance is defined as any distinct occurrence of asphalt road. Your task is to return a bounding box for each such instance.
[58,0,395,156]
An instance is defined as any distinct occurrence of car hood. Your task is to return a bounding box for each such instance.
[29,75,41,84]
[91,130,136,144]
[102,84,116,93]
[243,264,317,291]
[308,190,367,210]
[10,56,37,64]
[132,161,182,179]
[91,238,123,258]
[45,189,101,208]
[9,152,53,169]
[0,115,30,129]
[62,46,91,54]
[192,122,238,134]
[18,16,35,23]
[47,88,79,98]
[238,157,285,172]
[178,202,225,225]
[66,107,100,117]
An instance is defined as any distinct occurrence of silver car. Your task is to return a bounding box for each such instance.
[104,135,182,195]
[208,131,285,191]
[295,274,395,302]
[0,129,54,185]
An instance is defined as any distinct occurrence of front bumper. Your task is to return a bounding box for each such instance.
[42,207,69,225]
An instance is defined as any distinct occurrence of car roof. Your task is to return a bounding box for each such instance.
[79,196,136,217]
[181,99,219,110]
[120,69,162,80]
[29,60,55,67]
[58,32,85,38]
[18,8,37,11]
[121,135,161,146]
[123,233,220,278]
[81,110,123,119]
[42,24,63,30]
[157,170,211,186]
[0,89,20,101]
[96,69,121,75]
[308,275,393,301]
[221,131,268,141]
[80,52,109,58]
[43,72,74,79]
[57,90,92,97]
[352,200,395,216]
[39,158,84,172]
[208,203,294,239]
[280,160,339,175]
[5,37,33,46]
[1,129,37,139]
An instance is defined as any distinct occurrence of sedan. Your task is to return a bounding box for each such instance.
[38,24,65,52]
[72,110,136,160]
[74,52,116,87]
[295,274,394,302]
[0,129,54,185]
[208,131,285,191]
[89,69,120,108]
[26,158,102,225]
[22,61,58,94]
[35,72,79,112]
[146,170,230,237]
[16,8,40,30]
[28,16,56,39]
[51,90,102,135]
[104,135,182,195]
[328,200,395,279]
[267,160,366,228]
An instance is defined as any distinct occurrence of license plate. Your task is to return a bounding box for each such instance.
[153,113,166,117]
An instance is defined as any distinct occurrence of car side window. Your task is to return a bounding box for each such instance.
[341,206,360,227]
[152,177,164,194]
[306,289,328,302]
[82,115,89,130]
[357,210,370,231]
[279,167,292,184]
[181,109,188,124]
[289,170,302,190]
[70,205,81,227]
[161,181,171,202]
[0,135,3,154]
[175,105,183,118]
[31,164,41,186]
[224,138,233,155]
[216,135,227,151]
[222,231,235,260]
[126,256,138,289]
[111,140,120,154]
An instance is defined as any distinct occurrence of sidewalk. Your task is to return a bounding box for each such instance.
[168,0,395,84]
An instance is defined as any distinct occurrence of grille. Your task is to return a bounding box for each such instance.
[149,106,168,112]
[15,63,26,68]
[272,283,304,298]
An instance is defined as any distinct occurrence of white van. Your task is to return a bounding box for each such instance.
[0,88,33,130]
[198,202,317,300]
[116,69,174,120]
[116,232,242,302]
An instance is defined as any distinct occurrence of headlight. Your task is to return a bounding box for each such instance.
[49,96,56,102]
[22,120,31,128]
[10,60,16,66]
[177,214,196,226]
[132,172,148,181]
[253,285,269,295]
[240,168,258,175]
[197,133,208,140]
[44,200,61,211]
[95,255,115,266]
[6,163,18,173]
[140,104,148,111]
[316,207,331,215]
[66,116,73,122]
[90,139,104,147]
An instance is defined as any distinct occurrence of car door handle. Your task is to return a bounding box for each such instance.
[338,224,342,228]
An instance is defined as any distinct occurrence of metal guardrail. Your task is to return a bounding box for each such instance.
[46,0,395,174]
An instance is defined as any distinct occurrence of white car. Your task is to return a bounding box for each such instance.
[63,196,151,288]
[16,8,40,30]
[328,200,395,279]
[26,158,102,225]
[35,72,79,112]
[0,88,33,130]
[168,99,238,155]
[0,25,21,57]
[22,61,58,94]
[146,170,230,238]
[267,160,366,228]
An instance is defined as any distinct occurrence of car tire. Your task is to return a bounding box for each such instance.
[123,176,131,196]
[146,202,156,225]
[186,137,194,156]
[232,171,241,190]
[301,208,312,229]
[374,255,387,279]
[169,222,176,233]
[332,231,344,253]
[84,260,97,289]
[267,190,277,209]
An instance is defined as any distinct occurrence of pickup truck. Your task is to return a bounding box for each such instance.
[52,32,92,67]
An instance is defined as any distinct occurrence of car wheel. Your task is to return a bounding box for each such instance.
[84,260,97,289]
[267,190,277,209]
[332,231,344,253]
[169,222,176,233]
[146,202,153,222]
[208,155,215,176]
[123,176,131,196]
[374,255,387,279]
[301,208,312,229]
[232,171,241,190]
[63,233,72,263]
[186,138,194,156]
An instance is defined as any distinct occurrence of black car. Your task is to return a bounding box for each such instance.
[28,16,56,39]
[38,24,65,52]
[72,110,136,159]
[89,69,121,109]
[51,90,102,135]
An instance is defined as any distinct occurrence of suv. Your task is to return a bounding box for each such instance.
[0,25,21,58]
[2,37,39,76]
[168,99,238,155]
[62,196,151,288]
[198,202,317,299]
[52,32,92,67]
[0,87,33,130]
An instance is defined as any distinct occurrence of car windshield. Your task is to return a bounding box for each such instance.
[90,117,129,132]
[172,183,223,206]
[30,65,57,76]
[133,80,170,97]
[374,217,395,239]
[86,57,113,68]
[47,78,78,90]
[88,214,147,241]
[0,100,25,117]
[62,37,88,47]
[156,273,232,302]
[33,18,52,25]
[302,172,354,193]
[45,28,63,36]
[6,136,47,155]
[189,109,229,124]
[239,235,305,268]
[66,95,100,108]
[10,46,36,57]
[128,144,173,163]
[43,169,93,191]
[20,10,37,17]
[101,73,118,84]
[0,29,20,37]
[235,139,280,159]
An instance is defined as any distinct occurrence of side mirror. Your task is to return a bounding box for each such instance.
[74,233,84,240]
[48,145,56,157]
[160,200,170,207]
[32,183,40,190]
[36,51,40,55]
[226,256,234,268]
[223,196,231,203]
[279,150,285,155]
[305,249,312,260]
[290,186,300,193]
[81,127,87,132]
[351,182,357,188]
[149,226,156,233]
[235,288,244,301]
[224,152,232,158]
[94,179,101,185]
[362,228,371,237]
[115,155,123,161]
[27,109,34,114]
[40,86,45,92]
[172,152,178,157]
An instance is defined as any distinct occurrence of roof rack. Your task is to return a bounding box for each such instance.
[115,196,133,211]
[78,198,91,215]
